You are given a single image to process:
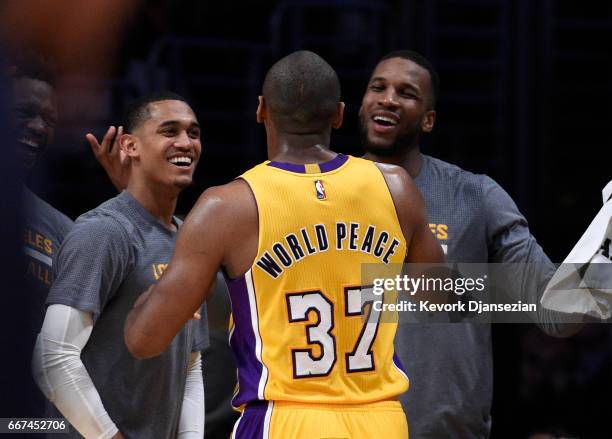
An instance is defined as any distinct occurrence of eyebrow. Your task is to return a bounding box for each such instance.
[15,100,58,116]
[369,76,387,83]
[158,120,200,129]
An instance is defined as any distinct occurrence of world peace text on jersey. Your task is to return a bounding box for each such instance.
[256,222,402,278]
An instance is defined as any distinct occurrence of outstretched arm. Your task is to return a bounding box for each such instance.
[124,179,257,359]
[483,175,581,336]
[124,188,227,358]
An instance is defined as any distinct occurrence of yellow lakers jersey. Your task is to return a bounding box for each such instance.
[225,153,409,409]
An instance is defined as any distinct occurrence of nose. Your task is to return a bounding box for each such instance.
[26,115,47,137]
[379,88,399,109]
[173,130,193,149]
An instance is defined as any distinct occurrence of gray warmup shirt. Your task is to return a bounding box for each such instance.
[22,188,73,333]
[396,154,557,439]
[47,191,209,439]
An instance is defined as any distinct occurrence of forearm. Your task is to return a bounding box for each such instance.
[535,306,583,338]
[178,351,205,439]
[492,236,580,337]
[32,304,119,439]
[483,176,582,336]
[512,245,581,336]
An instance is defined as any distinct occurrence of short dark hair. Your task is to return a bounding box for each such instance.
[262,50,341,132]
[378,50,440,108]
[123,91,190,133]
[12,51,57,87]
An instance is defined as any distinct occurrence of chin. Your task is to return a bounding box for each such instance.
[173,178,193,190]
[22,160,36,172]
[363,141,396,156]
[360,128,394,156]
[18,153,38,172]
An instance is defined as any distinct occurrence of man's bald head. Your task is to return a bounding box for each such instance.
[262,50,341,133]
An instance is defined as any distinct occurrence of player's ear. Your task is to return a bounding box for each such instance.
[421,110,436,133]
[120,133,138,158]
[332,102,345,129]
[256,96,266,124]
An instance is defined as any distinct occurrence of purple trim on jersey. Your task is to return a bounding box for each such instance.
[266,161,305,173]
[267,153,348,174]
[234,402,269,439]
[318,153,348,172]
[393,351,408,376]
[224,273,263,408]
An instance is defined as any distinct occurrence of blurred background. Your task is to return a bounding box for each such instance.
[1,0,611,438]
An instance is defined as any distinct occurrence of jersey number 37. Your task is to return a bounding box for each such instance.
[286,286,381,378]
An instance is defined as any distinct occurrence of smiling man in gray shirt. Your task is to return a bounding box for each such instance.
[33,92,208,439]
[12,55,74,335]
[361,50,574,439]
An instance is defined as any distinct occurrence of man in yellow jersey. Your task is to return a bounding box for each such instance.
[124,50,445,439]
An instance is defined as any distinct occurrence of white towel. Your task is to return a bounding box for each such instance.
[540,180,612,319]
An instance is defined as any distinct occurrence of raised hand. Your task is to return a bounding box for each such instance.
[87,126,130,192]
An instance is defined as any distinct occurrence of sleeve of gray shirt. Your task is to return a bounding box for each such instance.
[191,303,210,352]
[482,175,575,337]
[191,272,230,352]
[173,216,210,353]
[57,213,74,243]
[47,214,133,320]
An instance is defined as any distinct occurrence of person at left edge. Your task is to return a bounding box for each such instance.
[14,55,71,337]
[16,53,128,342]
[13,53,126,420]
[32,92,208,439]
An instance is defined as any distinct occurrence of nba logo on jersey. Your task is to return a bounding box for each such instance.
[315,180,326,200]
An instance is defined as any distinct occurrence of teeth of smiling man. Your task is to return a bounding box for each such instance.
[169,156,192,165]
[19,138,39,147]
[373,116,398,126]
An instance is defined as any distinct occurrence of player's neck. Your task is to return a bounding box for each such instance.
[269,135,336,164]
[364,145,423,178]
[126,179,178,231]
